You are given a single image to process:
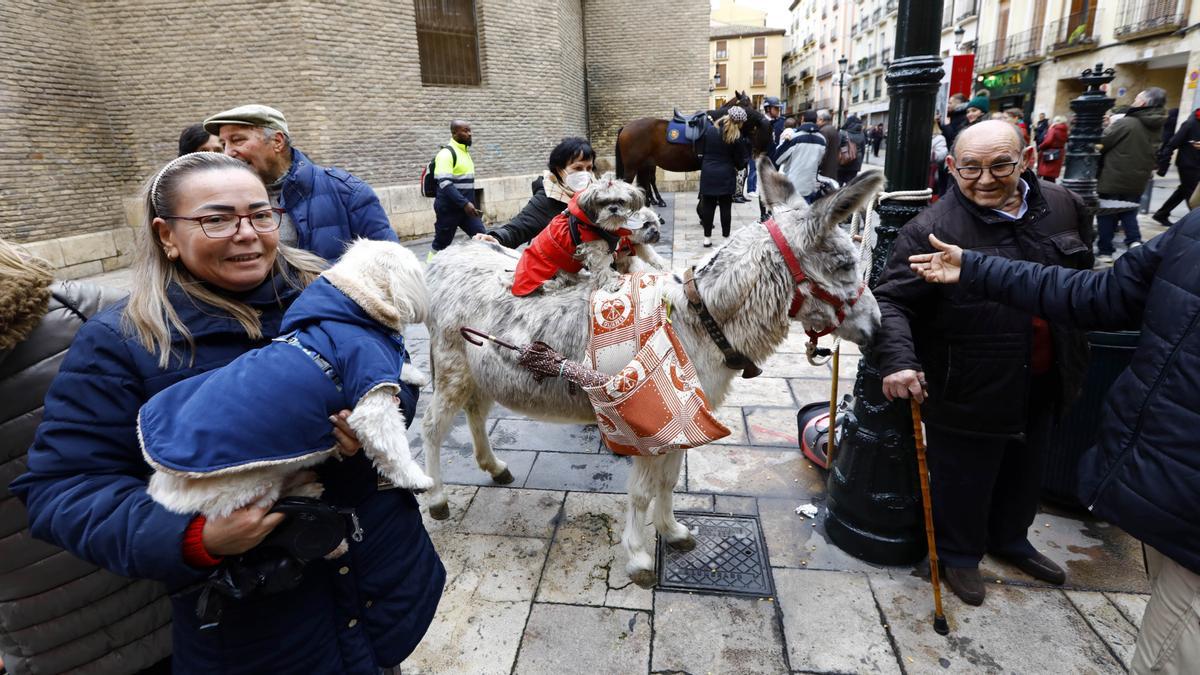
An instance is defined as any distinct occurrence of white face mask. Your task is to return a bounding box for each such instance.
[564,170,594,193]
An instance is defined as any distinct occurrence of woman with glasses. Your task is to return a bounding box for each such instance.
[11,152,445,674]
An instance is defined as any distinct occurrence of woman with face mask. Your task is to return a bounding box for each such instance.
[473,137,596,248]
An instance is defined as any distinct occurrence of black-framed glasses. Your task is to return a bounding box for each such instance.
[164,208,284,238]
[953,161,1020,181]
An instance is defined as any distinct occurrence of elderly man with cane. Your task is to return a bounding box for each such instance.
[908,208,1200,673]
[873,120,1093,606]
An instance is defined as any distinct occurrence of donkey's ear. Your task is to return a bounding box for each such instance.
[757,156,797,209]
[812,170,885,230]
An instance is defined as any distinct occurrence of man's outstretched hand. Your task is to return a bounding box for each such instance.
[909,234,963,284]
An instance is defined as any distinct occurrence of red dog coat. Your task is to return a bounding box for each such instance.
[512,195,633,297]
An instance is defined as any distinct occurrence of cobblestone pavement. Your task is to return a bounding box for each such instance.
[85,189,1153,674]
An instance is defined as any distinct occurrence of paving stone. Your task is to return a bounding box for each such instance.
[523,451,632,492]
[722,376,795,408]
[514,603,651,675]
[671,492,713,512]
[775,568,900,674]
[714,494,757,515]
[872,573,1124,674]
[407,413,490,449]
[1066,590,1140,670]
[980,511,1150,593]
[491,418,601,453]
[687,445,822,498]
[760,351,834,379]
[536,492,654,610]
[433,445,537,488]
[744,406,802,447]
[405,534,548,675]
[789,376,851,409]
[651,591,788,674]
[459,487,564,539]
[758,497,883,573]
[711,405,749,445]
[1105,591,1148,628]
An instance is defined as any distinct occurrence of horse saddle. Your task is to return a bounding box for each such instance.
[667,108,709,145]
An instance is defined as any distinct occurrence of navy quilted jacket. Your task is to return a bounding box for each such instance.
[281,148,398,261]
[11,273,444,673]
[960,213,1200,574]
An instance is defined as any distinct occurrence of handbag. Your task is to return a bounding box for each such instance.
[1041,148,1061,163]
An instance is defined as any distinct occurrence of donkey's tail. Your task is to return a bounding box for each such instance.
[614,128,625,180]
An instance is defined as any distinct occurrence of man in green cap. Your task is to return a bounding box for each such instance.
[204,104,397,261]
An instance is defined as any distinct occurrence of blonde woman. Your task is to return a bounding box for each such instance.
[697,106,751,246]
[11,152,445,673]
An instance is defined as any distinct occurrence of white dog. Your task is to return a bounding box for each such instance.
[139,240,432,537]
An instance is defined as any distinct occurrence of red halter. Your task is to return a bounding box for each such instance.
[765,218,865,345]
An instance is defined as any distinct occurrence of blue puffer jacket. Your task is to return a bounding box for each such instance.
[281,148,399,261]
[10,273,444,673]
[959,212,1200,575]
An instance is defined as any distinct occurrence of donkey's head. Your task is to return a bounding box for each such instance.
[757,157,883,347]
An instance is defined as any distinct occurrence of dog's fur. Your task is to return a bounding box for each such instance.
[421,161,883,586]
[145,240,432,533]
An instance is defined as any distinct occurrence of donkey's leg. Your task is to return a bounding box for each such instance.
[623,455,658,588]
[464,395,513,484]
[651,451,695,551]
[422,354,472,520]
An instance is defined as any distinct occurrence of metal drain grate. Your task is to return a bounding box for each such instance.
[656,512,774,597]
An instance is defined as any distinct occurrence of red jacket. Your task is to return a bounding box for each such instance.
[512,195,631,296]
[1037,122,1069,179]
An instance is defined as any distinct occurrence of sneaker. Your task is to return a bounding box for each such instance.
[1151,212,1173,227]
[1095,253,1113,265]
[746,191,758,198]
[943,565,985,606]
[995,550,1066,585]
[1128,241,1143,249]
[703,237,712,247]
[426,250,438,263]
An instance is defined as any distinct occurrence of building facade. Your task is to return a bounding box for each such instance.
[1,0,708,276]
[709,2,786,111]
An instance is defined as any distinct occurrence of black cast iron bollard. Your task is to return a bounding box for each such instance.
[1060,63,1116,211]
[824,0,944,565]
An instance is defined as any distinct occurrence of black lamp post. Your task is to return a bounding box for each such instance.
[825,0,946,565]
[1061,63,1117,211]
[838,56,850,125]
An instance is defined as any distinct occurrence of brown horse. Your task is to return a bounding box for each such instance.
[615,92,770,207]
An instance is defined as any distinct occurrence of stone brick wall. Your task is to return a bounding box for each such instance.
[2,0,708,274]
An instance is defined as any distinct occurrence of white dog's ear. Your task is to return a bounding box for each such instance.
[386,253,429,326]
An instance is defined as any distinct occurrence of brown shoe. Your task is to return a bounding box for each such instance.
[943,565,985,606]
[997,550,1066,585]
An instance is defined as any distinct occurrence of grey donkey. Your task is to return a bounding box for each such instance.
[421,159,883,587]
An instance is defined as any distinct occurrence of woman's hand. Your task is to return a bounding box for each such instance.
[473,233,499,244]
[330,410,361,456]
[908,234,963,284]
[202,503,285,556]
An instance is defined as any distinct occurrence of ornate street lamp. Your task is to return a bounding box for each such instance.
[1061,63,1117,211]
[953,25,965,53]
[825,0,947,565]
[838,56,849,125]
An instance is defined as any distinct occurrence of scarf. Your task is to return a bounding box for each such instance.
[542,170,573,203]
[0,273,52,352]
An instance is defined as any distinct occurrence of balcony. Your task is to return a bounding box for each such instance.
[817,64,835,80]
[879,48,890,65]
[872,8,881,22]
[956,0,978,22]
[1046,9,1101,56]
[1114,0,1186,41]
[886,0,897,14]
[975,25,1044,72]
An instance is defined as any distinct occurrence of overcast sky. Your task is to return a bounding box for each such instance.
[711,0,792,29]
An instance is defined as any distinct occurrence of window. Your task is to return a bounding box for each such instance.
[715,40,728,59]
[715,63,727,89]
[753,61,765,86]
[715,97,727,108]
[753,37,767,57]
[752,94,765,109]
[414,0,481,85]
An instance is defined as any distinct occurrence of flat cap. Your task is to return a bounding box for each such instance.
[204,104,289,136]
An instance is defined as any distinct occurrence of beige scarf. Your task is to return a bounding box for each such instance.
[542,170,573,203]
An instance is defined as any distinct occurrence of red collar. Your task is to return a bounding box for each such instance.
[764,218,865,343]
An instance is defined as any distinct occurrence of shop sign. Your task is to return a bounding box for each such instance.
[980,67,1035,97]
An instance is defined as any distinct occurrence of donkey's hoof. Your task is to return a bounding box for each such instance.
[629,568,658,589]
[428,503,451,520]
[492,468,515,485]
[666,533,697,552]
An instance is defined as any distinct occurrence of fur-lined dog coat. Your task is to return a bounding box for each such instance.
[138,274,418,477]
[511,194,634,297]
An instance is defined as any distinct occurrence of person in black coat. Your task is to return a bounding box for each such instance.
[908,209,1200,674]
[1153,107,1200,226]
[475,137,596,248]
[697,107,750,247]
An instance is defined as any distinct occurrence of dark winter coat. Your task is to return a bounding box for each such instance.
[280,148,398,261]
[487,177,567,248]
[1037,122,1069,180]
[1034,118,1049,145]
[818,122,841,180]
[1098,105,1168,196]
[958,210,1200,575]
[838,118,868,183]
[698,124,749,196]
[874,172,1094,436]
[10,272,444,674]
[1160,110,1200,177]
[941,107,969,150]
[1,280,173,675]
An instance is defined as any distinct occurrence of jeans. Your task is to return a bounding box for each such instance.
[1096,193,1143,255]
[697,194,732,237]
[747,160,758,193]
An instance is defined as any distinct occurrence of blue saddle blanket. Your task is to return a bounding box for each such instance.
[667,121,692,145]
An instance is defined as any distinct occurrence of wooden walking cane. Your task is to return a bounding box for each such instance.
[911,398,950,635]
[826,345,840,466]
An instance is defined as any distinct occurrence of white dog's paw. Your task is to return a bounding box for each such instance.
[394,463,435,492]
[401,364,429,388]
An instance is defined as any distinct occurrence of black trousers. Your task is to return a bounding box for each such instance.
[698,194,733,237]
[1155,169,1200,219]
[924,376,1053,568]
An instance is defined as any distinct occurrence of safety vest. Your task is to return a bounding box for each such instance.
[434,138,475,198]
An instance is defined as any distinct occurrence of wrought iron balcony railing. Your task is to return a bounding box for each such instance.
[1114,0,1186,40]
[1046,9,1101,55]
